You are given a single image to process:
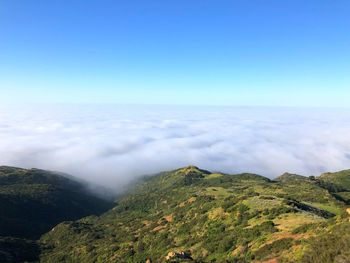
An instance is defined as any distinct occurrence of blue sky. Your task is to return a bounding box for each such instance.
[1,1,349,106]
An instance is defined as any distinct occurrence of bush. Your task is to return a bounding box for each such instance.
[254,238,294,260]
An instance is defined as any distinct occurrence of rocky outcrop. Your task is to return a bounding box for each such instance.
[165,251,193,261]
[284,199,335,218]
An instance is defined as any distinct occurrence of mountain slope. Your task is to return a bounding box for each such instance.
[0,237,40,263]
[39,166,350,263]
[319,169,350,191]
[0,166,113,240]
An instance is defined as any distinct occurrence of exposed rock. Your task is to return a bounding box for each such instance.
[284,199,335,218]
[165,251,193,261]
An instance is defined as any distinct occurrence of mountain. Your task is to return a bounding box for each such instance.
[38,166,350,263]
[0,166,114,262]
[0,166,113,240]
[1,165,350,262]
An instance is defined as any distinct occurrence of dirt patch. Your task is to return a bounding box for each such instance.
[152,225,166,232]
[164,214,173,223]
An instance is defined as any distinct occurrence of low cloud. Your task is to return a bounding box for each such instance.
[1,104,350,191]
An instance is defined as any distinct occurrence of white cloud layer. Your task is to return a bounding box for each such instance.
[1,104,350,190]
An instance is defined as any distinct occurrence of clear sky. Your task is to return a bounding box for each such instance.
[1,1,349,106]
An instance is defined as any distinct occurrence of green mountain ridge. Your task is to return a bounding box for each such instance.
[0,166,114,262]
[1,165,350,262]
[0,166,114,240]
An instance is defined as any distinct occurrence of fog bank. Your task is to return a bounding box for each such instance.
[1,104,350,191]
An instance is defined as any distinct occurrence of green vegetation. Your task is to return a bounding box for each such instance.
[0,236,39,263]
[0,166,114,262]
[37,166,350,262]
[2,165,350,262]
[0,166,113,239]
[302,222,350,263]
[319,169,350,191]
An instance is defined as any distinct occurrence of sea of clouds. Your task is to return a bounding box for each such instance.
[1,104,350,191]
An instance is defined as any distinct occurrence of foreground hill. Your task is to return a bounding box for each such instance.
[39,166,350,263]
[0,166,113,240]
[0,166,114,262]
[318,169,350,204]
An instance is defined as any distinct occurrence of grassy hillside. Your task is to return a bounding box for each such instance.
[0,166,113,240]
[0,166,114,263]
[38,166,350,263]
[319,169,350,190]
[317,170,350,205]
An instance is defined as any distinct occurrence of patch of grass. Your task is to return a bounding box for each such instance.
[204,187,231,197]
[273,212,324,232]
[304,201,344,215]
[205,173,223,179]
[243,196,282,211]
